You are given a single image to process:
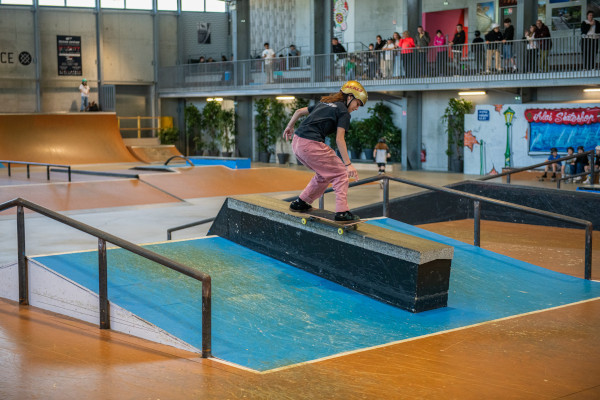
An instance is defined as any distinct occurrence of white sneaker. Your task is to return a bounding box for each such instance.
[583,178,591,184]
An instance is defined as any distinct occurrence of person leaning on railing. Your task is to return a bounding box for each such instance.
[535,20,551,72]
[433,30,447,76]
[485,23,504,73]
[581,11,599,71]
[524,24,539,73]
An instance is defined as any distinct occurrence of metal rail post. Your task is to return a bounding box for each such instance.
[382,177,390,217]
[585,224,593,280]
[7,163,11,177]
[319,195,324,210]
[98,238,110,329]
[26,164,30,179]
[46,165,50,180]
[201,277,212,358]
[17,205,28,305]
[474,200,481,247]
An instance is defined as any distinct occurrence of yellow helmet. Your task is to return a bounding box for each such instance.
[341,80,367,106]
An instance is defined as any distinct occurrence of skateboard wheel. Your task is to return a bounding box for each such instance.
[338,227,344,235]
[301,218,308,225]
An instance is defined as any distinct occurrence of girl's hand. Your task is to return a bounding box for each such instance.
[347,165,359,180]
[283,126,294,140]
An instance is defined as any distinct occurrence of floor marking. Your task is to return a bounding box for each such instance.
[257,297,600,375]
[138,178,187,202]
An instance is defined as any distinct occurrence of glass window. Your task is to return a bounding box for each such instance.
[67,0,95,6]
[101,0,124,8]
[205,0,225,12]
[39,0,65,5]
[126,0,151,9]
[1,0,33,4]
[157,0,177,11]
[181,0,204,12]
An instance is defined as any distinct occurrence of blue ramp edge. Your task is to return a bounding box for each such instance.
[32,220,600,372]
[184,157,251,169]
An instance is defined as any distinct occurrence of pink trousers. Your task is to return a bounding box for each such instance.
[292,135,349,212]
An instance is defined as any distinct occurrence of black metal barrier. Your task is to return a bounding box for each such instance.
[1,160,72,182]
[284,175,593,279]
[0,198,212,358]
[165,155,195,166]
[478,150,596,186]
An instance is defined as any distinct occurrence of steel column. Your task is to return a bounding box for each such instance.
[201,277,212,358]
[382,177,390,217]
[98,238,110,329]
[318,195,324,210]
[585,224,593,280]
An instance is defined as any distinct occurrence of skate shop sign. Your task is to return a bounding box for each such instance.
[57,35,82,76]
[525,107,600,154]
[524,108,600,125]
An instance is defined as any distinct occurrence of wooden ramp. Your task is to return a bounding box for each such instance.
[0,113,138,165]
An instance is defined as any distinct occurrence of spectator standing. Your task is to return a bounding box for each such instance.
[381,37,395,78]
[392,31,402,77]
[79,78,90,112]
[433,30,447,76]
[332,37,347,80]
[449,24,466,74]
[535,20,551,72]
[472,30,485,73]
[502,18,517,72]
[345,55,357,80]
[399,31,416,78]
[288,44,300,68]
[262,42,275,83]
[524,24,538,72]
[366,43,377,79]
[485,23,504,73]
[581,11,599,70]
[414,26,430,77]
[374,35,386,78]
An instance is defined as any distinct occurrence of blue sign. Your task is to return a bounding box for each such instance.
[529,122,600,154]
[478,110,490,121]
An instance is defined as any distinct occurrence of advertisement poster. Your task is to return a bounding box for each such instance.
[197,23,211,44]
[476,2,495,33]
[57,35,82,76]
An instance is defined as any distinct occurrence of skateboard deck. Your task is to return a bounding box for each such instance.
[293,208,364,235]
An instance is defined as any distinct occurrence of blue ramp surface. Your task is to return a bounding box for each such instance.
[32,220,600,371]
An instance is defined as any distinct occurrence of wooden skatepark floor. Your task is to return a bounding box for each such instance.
[0,163,599,399]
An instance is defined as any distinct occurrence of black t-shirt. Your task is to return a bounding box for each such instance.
[295,102,351,143]
[503,25,515,42]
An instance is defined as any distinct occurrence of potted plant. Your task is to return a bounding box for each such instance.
[268,99,290,164]
[184,104,203,156]
[441,98,473,172]
[346,120,364,160]
[367,102,402,161]
[202,100,222,156]
[218,108,236,157]
[158,127,179,145]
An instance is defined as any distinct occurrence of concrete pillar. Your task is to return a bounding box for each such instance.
[406,0,422,36]
[311,0,331,55]
[404,92,422,170]
[235,96,253,159]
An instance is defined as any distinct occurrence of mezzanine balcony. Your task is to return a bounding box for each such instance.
[158,35,600,98]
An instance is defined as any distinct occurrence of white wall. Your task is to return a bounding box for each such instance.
[352,0,407,51]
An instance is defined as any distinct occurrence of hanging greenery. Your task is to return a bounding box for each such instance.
[441,98,474,159]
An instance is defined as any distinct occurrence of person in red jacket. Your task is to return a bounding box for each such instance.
[399,31,416,77]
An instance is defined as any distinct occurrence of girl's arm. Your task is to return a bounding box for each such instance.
[336,127,358,180]
[283,107,309,140]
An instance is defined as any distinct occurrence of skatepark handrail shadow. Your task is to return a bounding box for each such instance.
[478,149,597,186]
[284,174,593,280]
[1,159,72,182]
[0,197,212,359]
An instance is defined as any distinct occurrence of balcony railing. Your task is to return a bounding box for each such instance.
[158,35,599,95]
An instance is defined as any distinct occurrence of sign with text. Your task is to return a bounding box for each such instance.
[57,35,81,76]
[477,110,490,121]
[524,108,600,125]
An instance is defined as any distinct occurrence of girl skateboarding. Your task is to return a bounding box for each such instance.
[283,80,367,221]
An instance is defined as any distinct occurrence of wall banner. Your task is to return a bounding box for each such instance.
[57,35,82,76]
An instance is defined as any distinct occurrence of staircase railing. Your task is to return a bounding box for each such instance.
[0,198,212,358]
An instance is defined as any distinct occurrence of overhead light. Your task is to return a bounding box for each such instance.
[207,97,223,102]
[276,96,296,101]
[443,1,449,5]
[458,91,486,96]
[583,88,600,92]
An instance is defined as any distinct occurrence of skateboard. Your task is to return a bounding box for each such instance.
[294,209,364,235]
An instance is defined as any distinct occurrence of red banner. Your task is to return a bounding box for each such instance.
[524,108,600,125]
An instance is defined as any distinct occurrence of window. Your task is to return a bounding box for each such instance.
[67,0,95,7]
[101,0,124,8]
[205,0,225,12]
[126,0,151,10]
[157,0,177,11]
[39,0,65,6]
[181,0,204,12]
[1,0,33,4]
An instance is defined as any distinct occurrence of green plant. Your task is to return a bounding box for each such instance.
[202,100,222,153]
[292,97,310,128]
[269,100,289,154]
[218,108,237,153]
[157,127,179,145]
[255,99,272,154]
[346,120,366,155]
[184,104,203,154]
[441,98,474,159]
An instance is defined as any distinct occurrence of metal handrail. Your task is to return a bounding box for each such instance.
[167,218,215,240]
[0,197,212,358]
[165,155,195,166]
[479,150,596,185]
[1,160,72,182]
[285,174,593,279]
